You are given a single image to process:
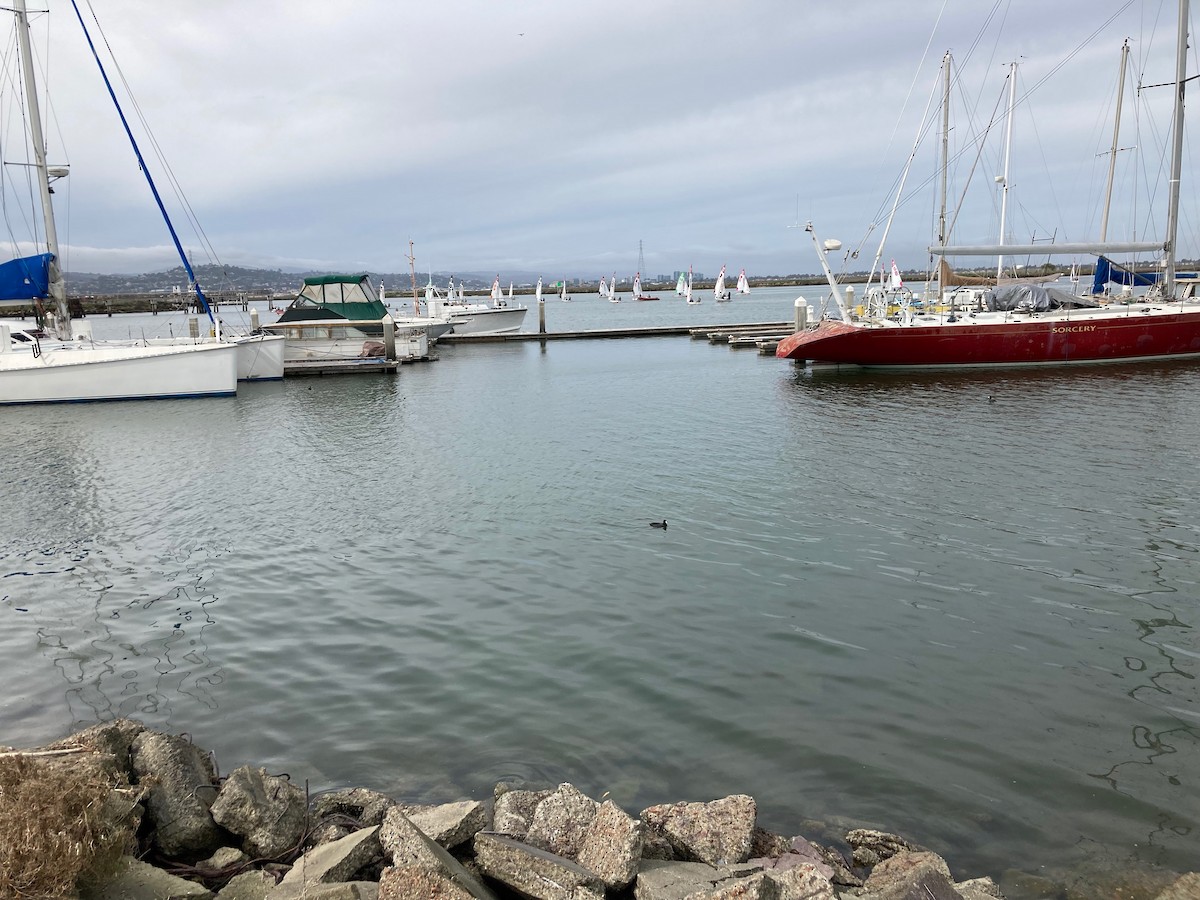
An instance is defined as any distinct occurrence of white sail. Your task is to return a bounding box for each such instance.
[536,276,543,302]
[599,276,607,297]
[610,273,619,302]
[560,280,567,301]
[889,260,904,291]
[458,282,465,301]
[508,281,514,300]
[714,265,727,300]
[491,275,501,305]
[633,272,642,297]
[736,268,750,294]
[676,272,686,296]
[686,265,698,304]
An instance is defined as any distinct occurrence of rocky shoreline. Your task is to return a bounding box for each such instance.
[1,720,1195,900]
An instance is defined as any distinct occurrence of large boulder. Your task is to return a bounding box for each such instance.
[576,799,646,891]
[524,783,600,859]
[858,850,963,900]
[402,799,488,850]
[1154,873,1200,900]
[492,785,553,840]
[845,830,919,869]
[80,855,215,900]
[641,796,757,866]
[312,788,398,829]
[378,865,478,899]
[378,808,497,900]
[633,859,764,900]
[473,832,604,900]
[131,730,223,859]
[210,766,307,859]
[276,826,382,890]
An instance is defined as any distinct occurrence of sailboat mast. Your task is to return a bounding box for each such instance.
[14,0,69,339]
[1164,0,1189,298]
[937,52,951,297]
[407,240,418,313]
[937,53,951,249]
[996,61,1018,281]
[1100,41,1130,242]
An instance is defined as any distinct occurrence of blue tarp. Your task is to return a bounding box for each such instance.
[0,253,51,301]
[1091,255,1161,295]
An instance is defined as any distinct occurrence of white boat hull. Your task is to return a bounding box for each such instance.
[141,332,286,381]
[0,341,238,404]
[234,334,286,381]
[447,306,527,335]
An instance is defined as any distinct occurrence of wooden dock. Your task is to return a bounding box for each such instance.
[283,355,433,377]
[439,322,794,345]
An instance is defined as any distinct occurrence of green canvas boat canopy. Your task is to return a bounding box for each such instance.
[278,274,387,323]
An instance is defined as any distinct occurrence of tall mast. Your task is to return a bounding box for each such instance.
[14,0,69,339]
[996,61,1018,281]
[407,240,418,312]
[1164,0,1188,298]
[937,52,952,295]
[1100,40,1130,242]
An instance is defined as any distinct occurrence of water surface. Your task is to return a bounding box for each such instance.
[2,289,1196,890]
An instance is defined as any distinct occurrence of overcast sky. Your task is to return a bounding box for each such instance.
[1,0,1194,279]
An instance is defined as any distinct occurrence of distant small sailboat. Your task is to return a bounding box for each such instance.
[686,265,700,305]
[491,275,502,305]
[536,276,543,303]
[599,275,608,298]
[714,264,731,302]
[736,268,750,295]
[560,280,569,301]
[609,273,620,302]
[633,271,656,301]
[675,272,687,296]
[508,281,515,304]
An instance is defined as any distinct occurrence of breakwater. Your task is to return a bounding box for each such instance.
[5,720,1195,899]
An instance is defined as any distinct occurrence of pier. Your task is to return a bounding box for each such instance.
[439,321,794,345]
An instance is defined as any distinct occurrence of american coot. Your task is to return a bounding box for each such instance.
[650,520,667,529]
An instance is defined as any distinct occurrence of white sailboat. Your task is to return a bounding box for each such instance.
[560,280,569,302]
[686,266,700,305]
[0,0,240,404]
[609,273,620,302]
[676,272,687,296]
[598,276,608,298]
[736,268,750,295]
[714,264,731,302]
[536,276,543,303]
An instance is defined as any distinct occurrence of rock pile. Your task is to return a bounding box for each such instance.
[4,720,1196,900]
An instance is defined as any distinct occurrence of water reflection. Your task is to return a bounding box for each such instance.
[22,543,224,731]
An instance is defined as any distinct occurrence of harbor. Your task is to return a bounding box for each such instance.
[4,0,1200,896]
[4,319,1198,898]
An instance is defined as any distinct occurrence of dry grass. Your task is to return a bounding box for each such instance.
[0,752,134,900]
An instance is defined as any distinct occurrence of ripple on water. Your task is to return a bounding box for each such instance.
[1,341,1198,881]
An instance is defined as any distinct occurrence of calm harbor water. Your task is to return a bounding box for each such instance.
[2,286,1197,892]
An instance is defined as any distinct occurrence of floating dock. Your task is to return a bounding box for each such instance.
[439,322,794,345]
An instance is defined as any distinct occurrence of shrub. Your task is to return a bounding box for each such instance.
[0,753,133,899]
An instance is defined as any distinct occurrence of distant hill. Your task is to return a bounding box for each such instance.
[61,265,534,297]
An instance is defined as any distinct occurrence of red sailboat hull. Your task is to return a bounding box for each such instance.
[776,310,1200,368]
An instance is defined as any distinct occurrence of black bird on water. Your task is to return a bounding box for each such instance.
[650,520,668,529]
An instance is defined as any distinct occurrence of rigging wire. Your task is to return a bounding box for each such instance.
[77,0,230,292]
